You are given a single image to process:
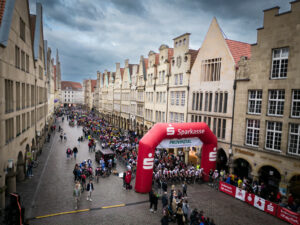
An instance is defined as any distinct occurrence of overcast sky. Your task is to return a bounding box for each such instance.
[29,0,291,82]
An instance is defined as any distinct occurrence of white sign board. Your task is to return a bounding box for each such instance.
[157,137,202,149]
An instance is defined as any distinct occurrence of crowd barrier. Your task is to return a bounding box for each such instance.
[219,181,300,225]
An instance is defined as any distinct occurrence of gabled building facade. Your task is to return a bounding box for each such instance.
[0,0,49,209]
[188,18,251,171]
[113,63,123,127]
[232,2,300,198]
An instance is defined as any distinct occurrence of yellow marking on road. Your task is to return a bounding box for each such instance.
[35,208,90,219]
[101,203,125,209]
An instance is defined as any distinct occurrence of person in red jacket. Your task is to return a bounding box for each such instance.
[125,169,132,190]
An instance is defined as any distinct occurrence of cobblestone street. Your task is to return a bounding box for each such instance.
[16,118,286,225]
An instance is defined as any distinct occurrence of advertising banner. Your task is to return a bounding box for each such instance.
[277,206,300,225]
[157,137,202,149]
[264,200,278,216]
[254,195,265,211]
[245,192,255,206]
[235,187,246,201]
[219,181,236,197]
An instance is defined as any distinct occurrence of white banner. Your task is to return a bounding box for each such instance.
[157,137,202,149]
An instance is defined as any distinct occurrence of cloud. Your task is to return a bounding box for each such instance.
[29,0,293,82]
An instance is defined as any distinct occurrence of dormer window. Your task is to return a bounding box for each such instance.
[183,38,186,45]
[179,40,182,46]
[175,42,178,47]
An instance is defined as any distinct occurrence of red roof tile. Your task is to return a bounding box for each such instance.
[225,39,251,65]
[91,80,97,92]
[144,58,148,73]
[0,0,6,26]
[155,53,159,65]
[188,49,200,68]
[61,81,82,91]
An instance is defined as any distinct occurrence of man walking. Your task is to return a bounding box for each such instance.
[73,146,78,160]
[73,182,81,210]
[86,179,94,201]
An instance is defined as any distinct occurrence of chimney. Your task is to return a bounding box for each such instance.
[125,59,129,68]
[116,63,120,71]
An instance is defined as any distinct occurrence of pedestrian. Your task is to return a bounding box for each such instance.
[182,199,190,222]
[73,147,78,159]
[122,171,126,189]
[27,160,33,177]
[66,148,72,158]
[176,207,185,225]
[182,181,187,197]
[161,208,169,225]
[149,188,158,213]
[73,182,81,209]
[60,133,63,142]
[161,191,168,208]
[162,179,168,192]
[125,169,132,189]
[86,179,94,201]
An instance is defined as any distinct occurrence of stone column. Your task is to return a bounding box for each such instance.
[184,150,189,165]
[174,148,178,156]
[6,173,16,193]
[16,162,25,181]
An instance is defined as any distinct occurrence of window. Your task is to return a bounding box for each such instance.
[207,117,211,128]
[180,113,184,122]
[5,80,14,113]
[191,115,194,122]
[31,85,35,107]
[245,119,260,147]
[222,119,226,139]
[213,118,217,134]
[15,46,20,68]
[170,112,174,122]
[268,90,285,116]
[291,90,300,118]
[179,73,183,85]
[16,82,20,110]
[209,93,213,112]
[248,90,262,114]
[5,118,14,143]
[271,47,289,79]
[218,92,223,113]
[22,83,25,109]
[192,93,196,110]
[20,18,25,42]
[156,92,159,102]
[176,92,180,106]
[195,93,199,110]
[183,38,186,45]
[181,91,185,106]
[171,92,174,105]
[22,113,26,132]
[174,74,178,85]
[21,51,25,71]
[175,113,179,123]
[16,115,21,136]
[224,93,228,113]
[26,54,29,72]
[204,93,208,111]
[214,93,218,112]
[201,58,221,81]
[288,124,300,156]
[199,93,203,111]
[265,121,282,151]
[162,71,165,83]
[217,119,221,138]
[39,65,43,79]
[26,84,30,107]
[27,112,30,129]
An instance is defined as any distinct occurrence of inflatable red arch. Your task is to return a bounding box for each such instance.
[135,122,218,193]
